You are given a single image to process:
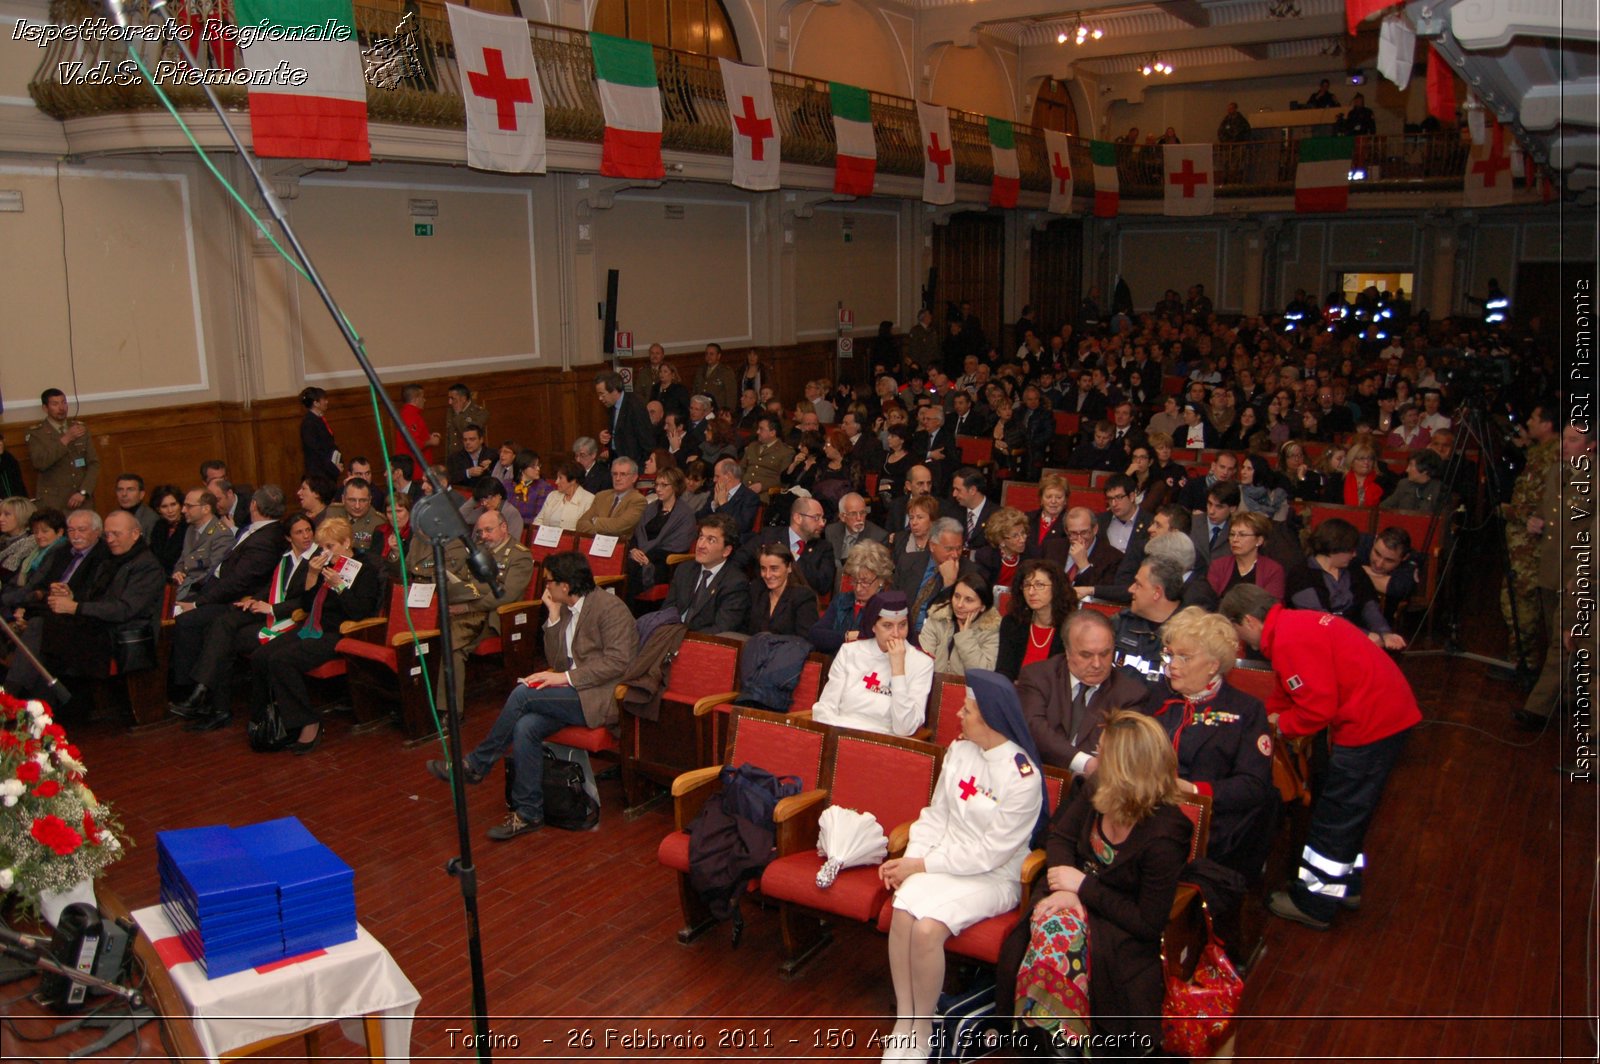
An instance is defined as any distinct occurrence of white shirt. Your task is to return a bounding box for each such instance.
[812,638,935,737]
[1106,514,1136,554]
[1185,422,1207,448]
[533,488,595,531]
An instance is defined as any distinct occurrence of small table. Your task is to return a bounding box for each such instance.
[131,905,419,1064]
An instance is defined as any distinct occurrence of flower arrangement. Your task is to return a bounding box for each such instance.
[0,690,124,917]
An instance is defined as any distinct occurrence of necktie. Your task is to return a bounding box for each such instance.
[1069,683,1091,745]
[1210,524,1222,549]
[684,568,710,621]
[967,510,978,539]
[61,550,88,583]
[609,494,621,515]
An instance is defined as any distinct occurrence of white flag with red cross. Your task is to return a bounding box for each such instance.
[1463,122,1515,207]
[917,101,956,205]
[1044,129,1074,214]
[447,5,545,174]
[718,58,780,191]
[1163,143,1214,216]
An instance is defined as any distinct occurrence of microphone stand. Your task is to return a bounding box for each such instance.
[0,616,71,707]
[105,1,499,1055]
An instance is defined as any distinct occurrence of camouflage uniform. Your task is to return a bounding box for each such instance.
[1501,437,1557,656]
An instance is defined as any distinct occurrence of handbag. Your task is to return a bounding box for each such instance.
[1162,896,1243,1058]
[113,620,157,674]
[246,701,290,753]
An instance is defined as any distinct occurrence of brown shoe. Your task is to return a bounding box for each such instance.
[486,812,542,841]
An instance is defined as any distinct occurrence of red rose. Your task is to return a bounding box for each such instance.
[33,780,61,799]
[82,811,101,845]
[29,815,82,856]
[0,692,26,715]
[15,761,41,784]
[0,731,17,750]
[63,743,82,761]
[42,723,67,742]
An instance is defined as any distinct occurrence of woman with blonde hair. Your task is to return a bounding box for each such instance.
[1338,440,1385,508]
[999,709,1192,1051]
[0,496,38,582]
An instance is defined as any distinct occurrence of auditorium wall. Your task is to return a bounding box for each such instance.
[788,0,914,97]
[927,42,1020,122]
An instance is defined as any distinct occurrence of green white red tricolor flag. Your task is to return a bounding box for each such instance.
[918,101,955,205]
[830,82,876,196]
[1163,143,1214,216]
[235,0,369,162]
[988,117,1019,207]
[590,33,663,179]
[718,59,779,191]
[447,5,545,174]
[1044,129,1073,214]
[1090,140,1119,217]
[1295,137,1353,212]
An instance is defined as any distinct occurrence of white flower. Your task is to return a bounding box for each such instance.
[57,754,85,774]
[2,795,15,808]
[0,779,23,798]
[0,868,12,890]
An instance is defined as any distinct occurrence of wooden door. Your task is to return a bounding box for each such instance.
[1029,218,1083,340]
[932,211,1006,363]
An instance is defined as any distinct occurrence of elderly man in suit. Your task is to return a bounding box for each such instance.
[575,456,647,539]
[664,513,750,634]
[594,371,654,467]
[428,550,638,840]
[823,493,888,575]
[1017,610,1148,775]
[696,458,760,535]
[1060,506,1124,590]
[7,511,165,708]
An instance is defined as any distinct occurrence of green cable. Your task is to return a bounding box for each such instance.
[121,41,448,742]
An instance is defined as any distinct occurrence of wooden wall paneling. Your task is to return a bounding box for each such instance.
[933,212,1006,359]
[1029,218,1084,339]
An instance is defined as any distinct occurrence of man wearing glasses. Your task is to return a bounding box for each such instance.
[736,498,835,594]
[1096,474,1150,555]
[1059,507,1123,592]
[171,488,232,603]
[823,494,887,588]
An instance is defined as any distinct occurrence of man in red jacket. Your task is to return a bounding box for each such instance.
[1221,584,1421,930]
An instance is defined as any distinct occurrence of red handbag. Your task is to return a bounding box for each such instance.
[1161,897,1243,1058]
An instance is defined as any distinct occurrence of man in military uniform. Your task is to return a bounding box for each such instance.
[441,509,535,712]
[171,487,232,602]
[1502,405,1559,662]
[26,388,99,511]
[740,415,794,493]
[443,383,490,460]
[325,478,386,558]
[692,343,736,414]
[1516,421,1597,730]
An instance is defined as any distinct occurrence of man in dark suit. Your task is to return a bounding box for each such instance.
[594,371,654,467]
[1066,421,1125,473]
[209,478,253,532]
[1177,452,1239,513]
[840,411,885,478]
[664,513,750,634]
[1068,373,1109,421]
[909,405,955,491]
[1061,506,1124,590]
[1189,481,1240,567]
[696,458,760,535]
[824,492,888,564]
[883,465,960,541]
[1017,610,1148,775]
[950,466,995,552]
[894,517,964,636]
[949,390,992,439]
[168,486,290,710]
[1097,474,1151,556]
[447,424,493,487]
[735,497,835,595]
[10,509,111,624]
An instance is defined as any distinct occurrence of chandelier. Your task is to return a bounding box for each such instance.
[1057,16,1105,45]
[1141,55,1174,76]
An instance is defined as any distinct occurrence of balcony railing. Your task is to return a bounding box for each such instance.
[29,0,1469,199]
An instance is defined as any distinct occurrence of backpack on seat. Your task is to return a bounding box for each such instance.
[685,762,802,944]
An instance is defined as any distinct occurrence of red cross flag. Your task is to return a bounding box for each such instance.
[1163,143,1214,216]
[1044,129,1074,214]
[1463,123,1514,207]
[446,5,545,173]
[917,101,956,206]
[718,59,780,191]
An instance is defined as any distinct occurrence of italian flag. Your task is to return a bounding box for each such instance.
[1295,137,1354,212]
[591,33,663,179]
[235,0,368,162]
[988,117,1019,208]
[1091,140,1119,217]
[831,82,876,196]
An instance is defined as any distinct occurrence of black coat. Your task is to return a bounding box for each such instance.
[736,527,836,597]
[744,584,820,638]
[697,484,761,536]
[1142,680,1276,873]
[605,394,655,466]
[299,411,340,481]
[41,541,166,677]
[994,611,1063,680]
[996,788,1190,1045]
[663,560,750,634]
[195,522,287,605]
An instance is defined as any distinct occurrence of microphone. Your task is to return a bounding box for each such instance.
[0,925,51,952]
[467,542,503,599]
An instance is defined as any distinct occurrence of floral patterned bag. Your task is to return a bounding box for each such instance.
[1161,897,1242,1058]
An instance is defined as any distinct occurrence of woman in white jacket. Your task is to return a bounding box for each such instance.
[811,591,935,737]
[878,669,1049,1061]
[917,567,1001,676]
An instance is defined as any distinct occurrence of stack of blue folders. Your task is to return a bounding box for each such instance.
[157,817,356,978]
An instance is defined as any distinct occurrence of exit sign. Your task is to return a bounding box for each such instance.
[413,223,434,237]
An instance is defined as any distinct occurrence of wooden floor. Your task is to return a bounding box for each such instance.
[8,612,1597,1062]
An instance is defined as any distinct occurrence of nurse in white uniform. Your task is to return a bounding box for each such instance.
[812,590,935,737]
[878,669,1049,1061]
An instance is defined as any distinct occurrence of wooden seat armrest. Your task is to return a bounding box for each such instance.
[393,628,441,646]
[339,616,385,636]
[664,552,694,566]
[789,710,815,721]
[887,821,913,858]
[691,690,742,716]
[670,766,723,829]
[614,682,630,701]
[1169,882,1199,921]
[912,726,932,742]
[1021,849,1046,888]
[496,598,538,616]
[773,790,829,854]
[160,617,175,629]
[595,575,625,588]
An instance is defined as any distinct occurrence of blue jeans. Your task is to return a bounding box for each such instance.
[1290,727,1411,921]
[467,684,587,821]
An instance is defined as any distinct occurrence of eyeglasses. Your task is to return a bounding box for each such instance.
[1103,492,1128,503]
[1021,580,1054,591]
[1161,649,1199,666]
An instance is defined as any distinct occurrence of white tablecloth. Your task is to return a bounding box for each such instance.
[133,905,419,1063]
